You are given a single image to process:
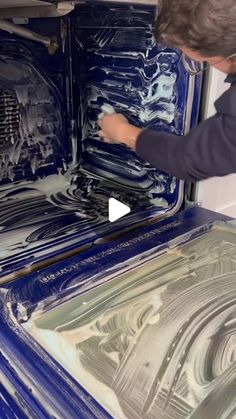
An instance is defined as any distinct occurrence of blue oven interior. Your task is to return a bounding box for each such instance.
[2,3,233,419]
[0,3,202,281]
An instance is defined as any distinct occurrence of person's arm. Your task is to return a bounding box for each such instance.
[136,112,236,181]
[98,108,236,182]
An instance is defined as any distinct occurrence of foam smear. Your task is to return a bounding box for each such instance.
[25,227,236,419]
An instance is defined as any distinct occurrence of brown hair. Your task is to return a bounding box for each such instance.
[155,0,236,58]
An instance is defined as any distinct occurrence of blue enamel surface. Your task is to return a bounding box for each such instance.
[0,4,202,280]
[0,382,28,419]
[0,18,71,183]
[0,322,111,418]
[3,207,230,312]
[0,207,231,418]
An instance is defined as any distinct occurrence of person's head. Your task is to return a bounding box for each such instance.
[155,0,236,74]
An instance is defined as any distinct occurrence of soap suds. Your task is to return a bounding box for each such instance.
[25,228,236,419]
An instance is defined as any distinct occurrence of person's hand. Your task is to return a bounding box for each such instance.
[97,113,142,149]
[97,113,129,144]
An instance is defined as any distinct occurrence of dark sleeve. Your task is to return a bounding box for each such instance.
[136,89,236,182]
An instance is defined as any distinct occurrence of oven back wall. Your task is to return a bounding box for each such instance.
[74,3,201,216]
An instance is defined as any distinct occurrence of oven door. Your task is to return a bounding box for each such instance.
[0,207,234,419]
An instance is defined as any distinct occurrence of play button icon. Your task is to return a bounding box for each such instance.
[108,198,131,222]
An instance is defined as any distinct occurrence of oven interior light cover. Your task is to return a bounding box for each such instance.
[0,207,235,419]
[0,3,202,282]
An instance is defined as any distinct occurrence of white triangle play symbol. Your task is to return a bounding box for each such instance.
[109,198,131,222]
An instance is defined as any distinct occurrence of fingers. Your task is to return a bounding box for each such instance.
[97,113,127,127]
[96,112,128,144]
[97,117,112,141]
[97,130,104,138]
[97,130,113,143]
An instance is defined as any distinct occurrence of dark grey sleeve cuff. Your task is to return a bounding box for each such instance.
[135,128,180,177]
